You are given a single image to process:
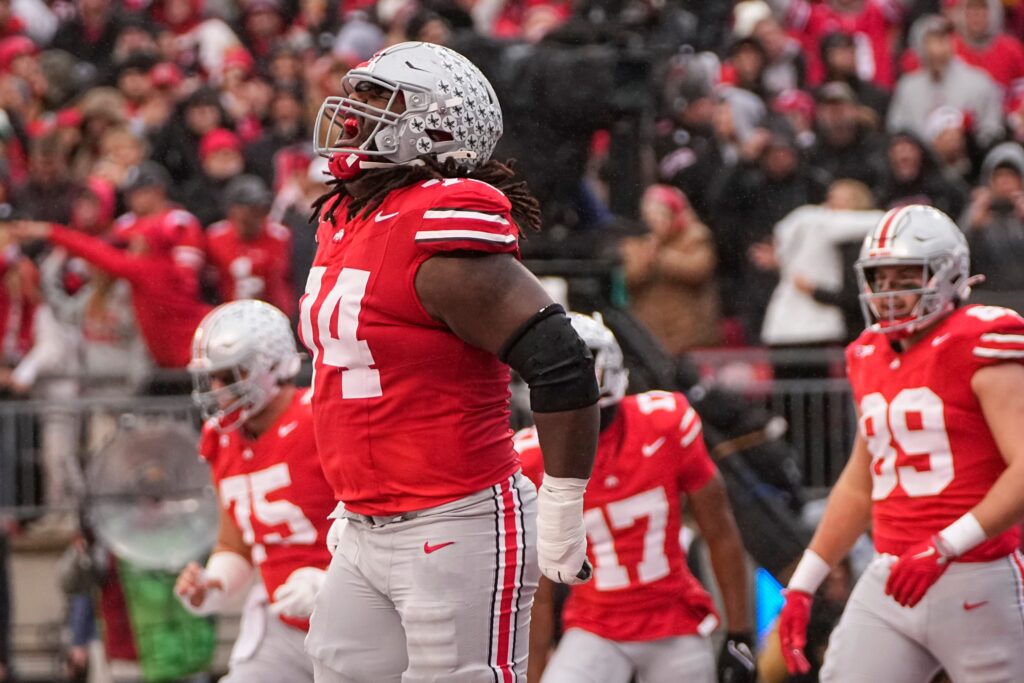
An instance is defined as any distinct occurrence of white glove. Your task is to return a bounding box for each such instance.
[270,567,326,619]
[536,476,592,585]
[326,517,347,555]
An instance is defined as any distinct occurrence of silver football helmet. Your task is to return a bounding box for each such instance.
[314,41,502,171]
[568,312,629,407]
[855,204,974,337]
[189,300,302,431]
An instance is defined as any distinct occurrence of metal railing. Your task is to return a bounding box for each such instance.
[0,394,201,518]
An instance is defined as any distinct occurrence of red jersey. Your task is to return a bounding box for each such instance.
[298,178,521,516]
[846,305,1024,561]
[113,208,206,292]
[206,219,294,316]
[48,225,211,368]
[516,391,719,642]
[199,388,335,630]
[786,0,903,88]
[0,249,37,365]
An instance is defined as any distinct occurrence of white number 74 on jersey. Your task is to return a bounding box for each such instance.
[300,267,382,399]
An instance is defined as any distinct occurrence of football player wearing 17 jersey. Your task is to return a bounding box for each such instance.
[516,313,756,683]
[779,205,1024,682]
[175,300,335,683]
[301,42,599,683]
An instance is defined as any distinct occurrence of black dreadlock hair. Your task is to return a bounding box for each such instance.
[310,156,542,234]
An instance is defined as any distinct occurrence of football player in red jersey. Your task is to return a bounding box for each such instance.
[174,300,335,682]
[516,313,755,683]
[779,205,1024,682]
[301,42,600,682]
[113,161,206,291]
[206,175,294,316]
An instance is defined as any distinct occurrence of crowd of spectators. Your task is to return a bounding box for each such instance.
[2,0,1024,678]
[0,0,1022,384]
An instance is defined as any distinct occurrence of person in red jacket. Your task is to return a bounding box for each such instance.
[3,218,210,369]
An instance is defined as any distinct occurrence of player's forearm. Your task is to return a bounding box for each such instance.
[969,460,1024,539]
[706,532,751,632]
[807,481,872,567]
[532,406,598,479]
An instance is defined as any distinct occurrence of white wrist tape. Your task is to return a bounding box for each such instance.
[937,513,987,558]
[178,551,253,616]
[536,476,590,584]
[787,549,831,595]
[540,475,589,499]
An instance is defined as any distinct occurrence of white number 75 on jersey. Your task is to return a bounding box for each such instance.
[219,463,317,564]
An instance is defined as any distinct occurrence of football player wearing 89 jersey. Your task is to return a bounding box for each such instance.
[779,205,1024,682]
[175,301,335,683]
[301,42,599,683]
[516,314,755,683]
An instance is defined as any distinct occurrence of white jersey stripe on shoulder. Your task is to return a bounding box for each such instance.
[973,347,1024,359]
[679,406,697,432]
[979,333,1024,345]
[681,422,702,448]
[415,229,516,244]
[422,209,509,225]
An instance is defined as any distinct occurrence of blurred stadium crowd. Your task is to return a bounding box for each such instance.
[2,0,1024,680]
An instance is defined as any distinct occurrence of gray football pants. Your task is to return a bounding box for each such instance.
[821,551,1024,683]
[541,627,716,683]
[222,588,314,683]
[306,473,539,683]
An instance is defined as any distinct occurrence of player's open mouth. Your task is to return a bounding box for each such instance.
[335,115,363,145]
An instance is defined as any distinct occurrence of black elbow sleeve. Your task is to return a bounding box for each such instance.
[499,304,600,413]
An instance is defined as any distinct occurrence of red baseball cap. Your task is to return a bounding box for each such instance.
[199,128,242,160]
[0,36,37,72]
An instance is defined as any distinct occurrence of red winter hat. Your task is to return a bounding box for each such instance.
[222,46,255,75]
[81,176,117,227]
[772,89,815,122]
[199,128,242,160]
[642,184,690,234]
[0,36,37,71]
[149,62,183,89]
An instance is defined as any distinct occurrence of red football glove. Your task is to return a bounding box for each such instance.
[778,589,813,675]
[884,536,952,607]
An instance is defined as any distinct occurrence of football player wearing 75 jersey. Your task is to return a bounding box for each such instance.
[779,205,1024,682]
[175,300,335,683]
[302,42,599,683]
[516,313,756,683]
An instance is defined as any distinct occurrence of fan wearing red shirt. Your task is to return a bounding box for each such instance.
[3,216,210,368]
[779,205,1024,681]
[517,313,754,683]
[206,175,294,315]
[301,42,600,683]
[775,0,906,88]
[113,161,206,292]
[899,0,1024,93]
[175,300,334,683]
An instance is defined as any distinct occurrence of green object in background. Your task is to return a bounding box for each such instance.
[117,558,216,682]
[610,266,629,309]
